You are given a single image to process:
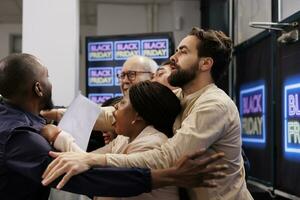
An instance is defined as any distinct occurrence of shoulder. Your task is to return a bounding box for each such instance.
[5,128,52,157]
[133,128,168,148]
[112,135,129,145]
[142,132,168,146]
[196,85,237,113]
[127,128,167,153]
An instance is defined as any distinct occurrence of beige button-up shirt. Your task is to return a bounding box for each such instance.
[104,84,253,200]
[54,126,179,200]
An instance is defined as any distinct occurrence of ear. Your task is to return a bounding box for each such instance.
[133,112,144,123]
[34,81,43,97]
[150,72,155,80]
[199,57,214,72]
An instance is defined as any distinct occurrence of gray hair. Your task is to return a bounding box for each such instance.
[126,55,158,72]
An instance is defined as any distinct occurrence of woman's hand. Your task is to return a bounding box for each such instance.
[41,124,61,144]
[40,108,66,122]
[41,151,98,189]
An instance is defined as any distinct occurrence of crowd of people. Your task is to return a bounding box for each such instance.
[0,27,253,200]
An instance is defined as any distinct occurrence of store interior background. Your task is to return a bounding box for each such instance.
[1,0,300,199]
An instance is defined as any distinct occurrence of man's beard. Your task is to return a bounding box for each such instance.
[168,63,198,87]
[42,92,54,110]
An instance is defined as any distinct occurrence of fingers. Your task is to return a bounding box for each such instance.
[187,148,206,160]
[198,152,225,167]
[201,164,228,174]
[201,171,227,181]
[42,151,61,178]
[195,172,227,188]
[198,181,218,188]
[56,170,75,189]
[49,151,61,158]
[40,110,57,120]
[42,158,67,185]
[180,172,226,188]
[42,163,69,186]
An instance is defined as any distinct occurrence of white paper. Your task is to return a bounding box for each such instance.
[58,94,101,151]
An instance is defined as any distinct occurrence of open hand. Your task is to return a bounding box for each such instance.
[41,151,91,189]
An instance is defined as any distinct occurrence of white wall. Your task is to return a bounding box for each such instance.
[234,0,272,45]
[0,24,21,59]
[96,0,200,47]
[281,0,300,20]
[157,4,174,32]
[80,25,97,95]
[172,0,201,46]
[23,0,79,106]
[97,4,148,35]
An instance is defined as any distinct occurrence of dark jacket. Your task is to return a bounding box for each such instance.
[0,100,151,200]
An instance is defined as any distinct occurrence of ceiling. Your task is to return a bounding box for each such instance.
[0,0,187,25]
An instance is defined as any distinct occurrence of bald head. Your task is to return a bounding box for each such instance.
[120,55,158,94]
[0,53,43,99]
[0,53,53,112]
[123,55,158,73]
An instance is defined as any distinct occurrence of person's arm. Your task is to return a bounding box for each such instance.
[105,100,228,169]
[41,124,113,154]
[41,124,85,153]
[93,106,115,131]
[41,149,228,189]
[151,150,227,189]
[40,108,66,122]
[40,99,230,188]
[54,130,85,153]
[5,129,153,197]
[40,106,115,132]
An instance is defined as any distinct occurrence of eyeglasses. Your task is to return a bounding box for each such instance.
[117,70,153,81]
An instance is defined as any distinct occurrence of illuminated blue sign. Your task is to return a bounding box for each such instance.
[88,93,114,105]
[88,42,113,61]
[88,67,114,87]
[141,39,169,59]
[240,82,266,145]
[114,40,140,60]
[284,79,300,155]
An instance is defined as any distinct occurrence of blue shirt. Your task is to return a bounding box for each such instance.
[0,100,151,200]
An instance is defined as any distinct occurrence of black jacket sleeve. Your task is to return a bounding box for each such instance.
[5,129,151,197]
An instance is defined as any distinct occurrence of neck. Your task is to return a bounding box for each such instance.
[182,73,213,96]
[5,97,40,116]
[128,124,147,143]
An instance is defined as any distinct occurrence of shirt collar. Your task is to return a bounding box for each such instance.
[133,125,158,141]
[1,100,46,128]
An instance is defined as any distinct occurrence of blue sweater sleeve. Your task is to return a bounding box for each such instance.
[4,129,152,197]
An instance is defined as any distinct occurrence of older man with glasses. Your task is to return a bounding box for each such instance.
[117,55,158,95]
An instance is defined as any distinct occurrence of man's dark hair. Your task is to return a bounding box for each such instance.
[101,96,122,107]
[189,27,233,82]
[0,53,40,99]
[129,81,181,137]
